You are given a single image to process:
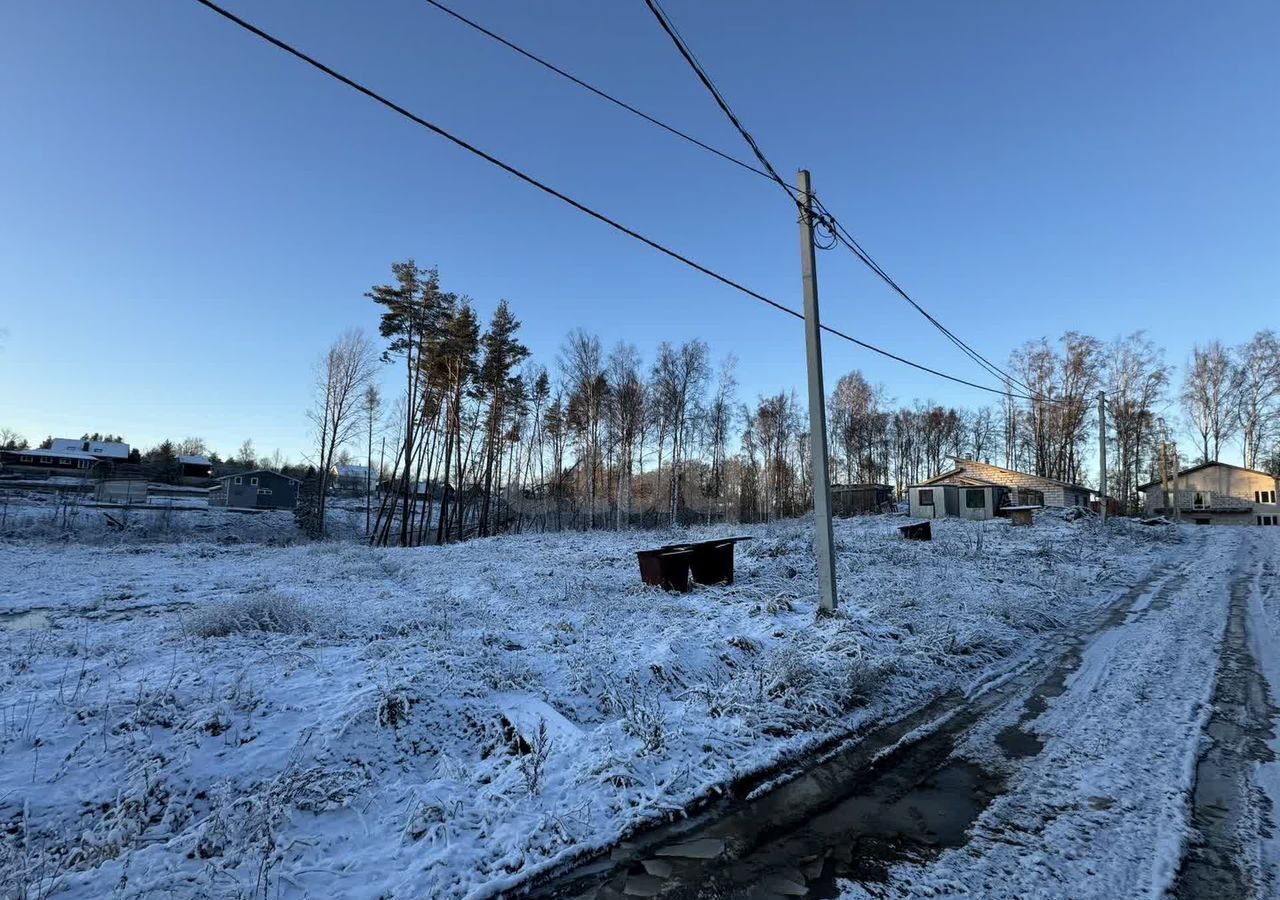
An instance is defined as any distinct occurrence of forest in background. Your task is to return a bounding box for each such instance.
[3,259,1276,543]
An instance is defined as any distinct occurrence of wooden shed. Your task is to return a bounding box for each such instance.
[831,483,894,517]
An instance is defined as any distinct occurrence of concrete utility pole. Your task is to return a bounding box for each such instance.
[1171,443,1181,523]
[797,169,838,614]
[1097,391,1107,523]
[1160,442,1170,518]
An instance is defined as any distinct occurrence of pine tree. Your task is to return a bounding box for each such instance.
[477,301,529,536]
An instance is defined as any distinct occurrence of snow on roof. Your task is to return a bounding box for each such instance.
[335,464,372,477]
[50,438,130,459]
[12,448,101,461]
[178,455,212,466]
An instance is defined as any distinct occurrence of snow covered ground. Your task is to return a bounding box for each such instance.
[837,526,1280,900]
[0,505,1180,898]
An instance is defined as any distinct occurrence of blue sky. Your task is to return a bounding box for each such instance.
[2,0,1276,461]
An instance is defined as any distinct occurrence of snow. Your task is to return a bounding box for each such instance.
[0,506,1181,898]
[837,526,1253,899]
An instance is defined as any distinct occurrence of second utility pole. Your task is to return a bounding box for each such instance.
[1097,391,1107,523]
[797,169,838,614]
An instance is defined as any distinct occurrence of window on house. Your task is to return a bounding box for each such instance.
[966,489,986,509]
[918,489,934,506]
[1257,491,1264,503]
[251,477,258,486]
[234,476,241,485]
[258,488,272,495]
[19,455,32,462]
[1193,491,1209,509]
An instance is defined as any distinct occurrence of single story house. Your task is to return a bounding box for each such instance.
[177,455,215,484]
[1138,462,1279,526]
[923,458,1091,509]
[210,469,301,510]
[50,438,130,463]
[908,481,1005,521]
[0,447,105,476]
[831,483,894,516]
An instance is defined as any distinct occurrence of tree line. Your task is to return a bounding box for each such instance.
[293,259,1279,544]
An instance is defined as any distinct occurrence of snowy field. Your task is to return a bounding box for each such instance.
[0,504,1180,898]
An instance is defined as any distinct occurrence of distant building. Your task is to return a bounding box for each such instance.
[831,483,894,516]
[0,447,105,477]
[1139,462,1279,526]
[332,464,375,493]
[177,455,215,484]
[49,438,130,463]
[210,470,301,510]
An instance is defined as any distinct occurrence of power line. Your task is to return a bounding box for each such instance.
[189,0,1056,405]
[642,0,792,199]
[641,0,1051,401]
[427,0,1054,402]
[420,0,785,188]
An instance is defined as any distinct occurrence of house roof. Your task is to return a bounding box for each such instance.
[215,469,300,484]
[178,455,212,466]
[1136,461,1278,492]
[50,438,129,459]
[335,464,372,478]
[925,458,1091,493]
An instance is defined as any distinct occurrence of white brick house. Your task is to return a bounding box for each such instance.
[1139,462,1279,526]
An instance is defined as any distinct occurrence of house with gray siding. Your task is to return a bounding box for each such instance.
[1139,462,1279,526]
[211,470,300,510]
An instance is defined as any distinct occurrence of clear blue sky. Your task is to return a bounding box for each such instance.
[2,0,1276,461]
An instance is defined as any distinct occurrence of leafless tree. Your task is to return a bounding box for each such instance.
[309,329,378,535]
[651,339,709,524]
[1181,340,1236,464]
[1104,332,1170,513]
[561,330,605,529]
[1231,330,1280,470]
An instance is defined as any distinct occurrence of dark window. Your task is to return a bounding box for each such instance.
[258,488,272,496]
[234,476,242,485]
[19,455,32,462]
[918,489,934,506]
[966,489,986,509]
[1259,516,1265,526]
[251,477,258,486]
[1193,491,1208,509]
[1257,491,1263,503]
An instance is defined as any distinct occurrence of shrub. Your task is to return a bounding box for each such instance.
[184,592,317,638]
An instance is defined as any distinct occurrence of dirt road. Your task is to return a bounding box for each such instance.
[539,527,1280,899]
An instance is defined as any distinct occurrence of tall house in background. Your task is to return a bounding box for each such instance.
[1139,462,1279,526]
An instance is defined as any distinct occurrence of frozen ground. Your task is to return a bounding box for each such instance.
[836,527,1280,900]
[0,506,1179,898]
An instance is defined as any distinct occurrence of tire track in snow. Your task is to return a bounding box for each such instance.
[1174,532,1280,900]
